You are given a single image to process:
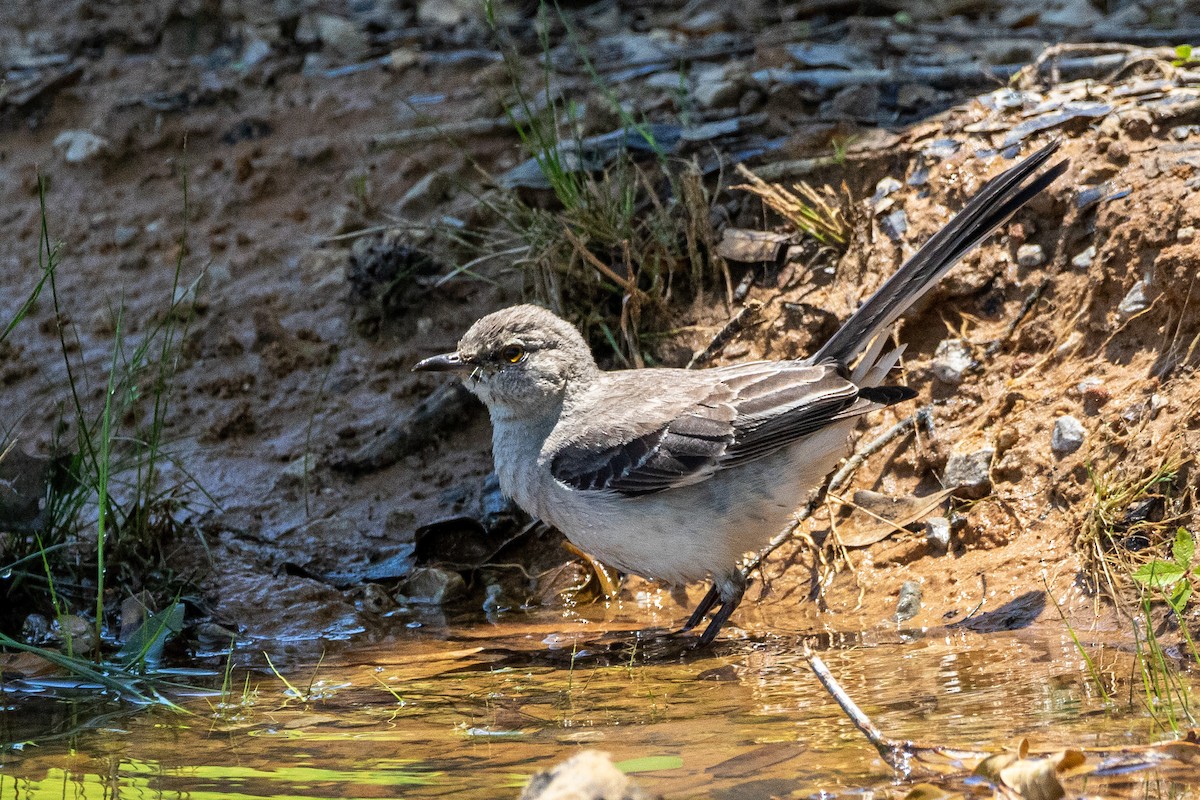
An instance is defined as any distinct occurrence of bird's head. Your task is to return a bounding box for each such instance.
[413,304,598,419]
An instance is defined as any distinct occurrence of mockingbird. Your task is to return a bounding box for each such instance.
[415,141,1067,646]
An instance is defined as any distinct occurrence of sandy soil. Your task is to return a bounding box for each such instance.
[2,0,1198,648]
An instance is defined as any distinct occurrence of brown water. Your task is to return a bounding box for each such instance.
[1,602,1196,799]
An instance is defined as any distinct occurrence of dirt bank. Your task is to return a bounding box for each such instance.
[1,0,1198,650]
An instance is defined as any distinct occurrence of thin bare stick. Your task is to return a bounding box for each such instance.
[802,641,913,775]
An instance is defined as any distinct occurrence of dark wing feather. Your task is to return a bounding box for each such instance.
[551,408,734,495]
[548,363,904,497]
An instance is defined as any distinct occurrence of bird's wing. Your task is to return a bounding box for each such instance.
[547,364,902,496]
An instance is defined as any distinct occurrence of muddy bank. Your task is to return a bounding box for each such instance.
[0,0,1198,656]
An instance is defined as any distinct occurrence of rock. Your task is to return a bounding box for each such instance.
[417,0,471,26]
[830,83,881,120]
[894,580,922,623]
[241,38,272,67]
[398,567,466,605]
[22,613,50,644]
[925,516,951,553]
[944,447,994,499]
[354,583,397,614]
[691,64,740,109]
[1071,244,1095,269]
[277,453,317,488]
[1178,226,1195,243]
[389,47,420,71]
[1051,415,1085,455]
[519,750,648,800]
[1117,279,1149,320]
[1121,109,1153,140]
[316,15,367,60]
[872,176,902,205]
[53,130,109,164]
[1016,243,1044,267]
[52,614,97,654]
[880,208,908,242]
[931,338,974,385]
[896,82,937,111]
[113,225,139,248]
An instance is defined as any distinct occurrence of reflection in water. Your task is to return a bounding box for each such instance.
[0,607,1192,799]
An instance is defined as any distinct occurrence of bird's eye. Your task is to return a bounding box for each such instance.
[500,345,526,364]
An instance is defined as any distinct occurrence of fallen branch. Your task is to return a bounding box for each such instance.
[801,641,914,775]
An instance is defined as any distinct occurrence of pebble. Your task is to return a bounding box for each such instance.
[1016,243,1045,268]
[1117,279,1149,319]
[1178,226,1195,243]
[53,130,109,164]
[880,208,908,242]
[944,447,995,499]
[1051,415,1085,455]
[398,567,466,605]
[931,338,973,385]
[277,453,317,487]
[113,225,139,248]
[830,84,881,120]
[316,14,367,60]
[894,580,922,623]
[925,516,951,553]
[1071,245,1095,269]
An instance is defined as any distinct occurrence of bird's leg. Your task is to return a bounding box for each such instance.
[680,584,721,632]
[694,570,748,648]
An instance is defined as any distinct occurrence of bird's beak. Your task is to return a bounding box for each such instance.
[412,352,470,373]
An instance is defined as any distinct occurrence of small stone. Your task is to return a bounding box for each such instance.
[1150,394,1168,416]
[355,583,397,614]
[995,427,1019,453]
[1117,279,1149,320]
[944,447,994,499]
[1071,244,1095,269]
[51,614,97,654]
[872,176,903,204]
[417,0,470,26]
[1051,415,1085,455]
[277,453,317,487]
[896,82,937,111]
[316,14,367,60]
[880,208,908,242]
[241,38,272,67]
[398,567,466,605]
[1016,243,1045,268]
[1178,226,1195,243]
[931,338,974,385]
[53,130,109,164]
[389,47,420,71]
[894,580,922,623]
[830,84,881,120]
[691,64,741,109]
[22,613,50,644]
[1121,109,1153,140]
[925,517,951,553]
[113,225,139,248]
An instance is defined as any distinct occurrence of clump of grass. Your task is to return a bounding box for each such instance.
[479,0,730,367]
[1,172,210,679]
[731,164,848,246]
[1076,448,1197,732]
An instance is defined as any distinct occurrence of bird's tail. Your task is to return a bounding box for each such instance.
[811,141,1068,368]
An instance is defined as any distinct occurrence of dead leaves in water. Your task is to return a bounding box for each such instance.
[899,734,1200,800]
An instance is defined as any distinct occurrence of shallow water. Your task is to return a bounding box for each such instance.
[1,602,1197,799]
